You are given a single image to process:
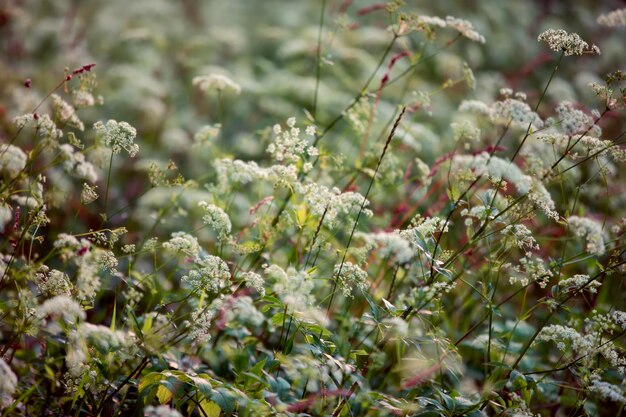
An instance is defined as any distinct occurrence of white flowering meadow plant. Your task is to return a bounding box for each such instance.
[0,1,625,416]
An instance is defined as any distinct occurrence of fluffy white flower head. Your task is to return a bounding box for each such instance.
[94,119,139,157]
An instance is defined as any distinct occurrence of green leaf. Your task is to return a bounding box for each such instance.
[190,375,213,398]
[156,384,173,404]
[361,290,380,322]
[138,372,164,393]
[211,388,236,413]
[249,358,266,376]
[199,400,221,417]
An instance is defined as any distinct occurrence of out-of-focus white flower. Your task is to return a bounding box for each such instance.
[193,74,241,94]
[568,215,606,255]
[0,359,17,409]
[0,144,27,176]
[597,8,626,27]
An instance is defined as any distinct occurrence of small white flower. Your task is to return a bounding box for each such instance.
[163,232,201,258]
[334,262,369,298]
[80,183,99,205]
[193,74,241,94]
[93,119,139,157]
[538,29,600,56]
[198,202,232,242]
[240,271,265,296]
[182,254,230,293]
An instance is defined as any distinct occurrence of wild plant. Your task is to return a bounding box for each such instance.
[0,1,625,416]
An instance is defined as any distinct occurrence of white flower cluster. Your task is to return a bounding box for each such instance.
[416,15,446,28]
[225,296,265,328]
[81,183,99,205]
[344,96,372,135]
[193,74,241,94]
[578,136,626,163]
[93,119,139,157]
[597,8,626,27]
[35,114,63,140]
[503,224,539,250]
[267,117,318,163]
[334,262,369,298]
[163,232,201,258]
[451,120,481,143]
[194,124,221,144]
[452,153,532,193]
[96,250,118,273]
[182,254,231,294]
[453,150,559,220]
[414,216,449,236]
[66,323,136,379]
[13,113,63,141]
[404,14,485,43]
[37,295,86,325]
[187,305,218,345]
[198,201,232,241]
[382,317,409,338]
[59,144,98,182]
[528,182,559,221]
[537,29,600,56]
[444,16,486,43]
[397,280,457,307]
[240,270,265,296]
[296,182,373,228]
[73,90,96,108]
[357,231,414,264]
[537,321,626,373]
[507,255,553,288]
[144,406,183,417]
[0,144,27,176]
[76,255,101,302]
[588,377,626,404]
[0,359,17,409]
[265,264,314,309]
[52,94,84,131]
[53,233,90,259]
[553,101,600,136]
[567,215,606,255]
[491,97,543,129]
[460,96,543,130]
[215,159,299,190]
[558,274,601,294]
[537,324,587,352]
[35,266,72,296]
[613,311,626,331]
[51,234,108,302]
